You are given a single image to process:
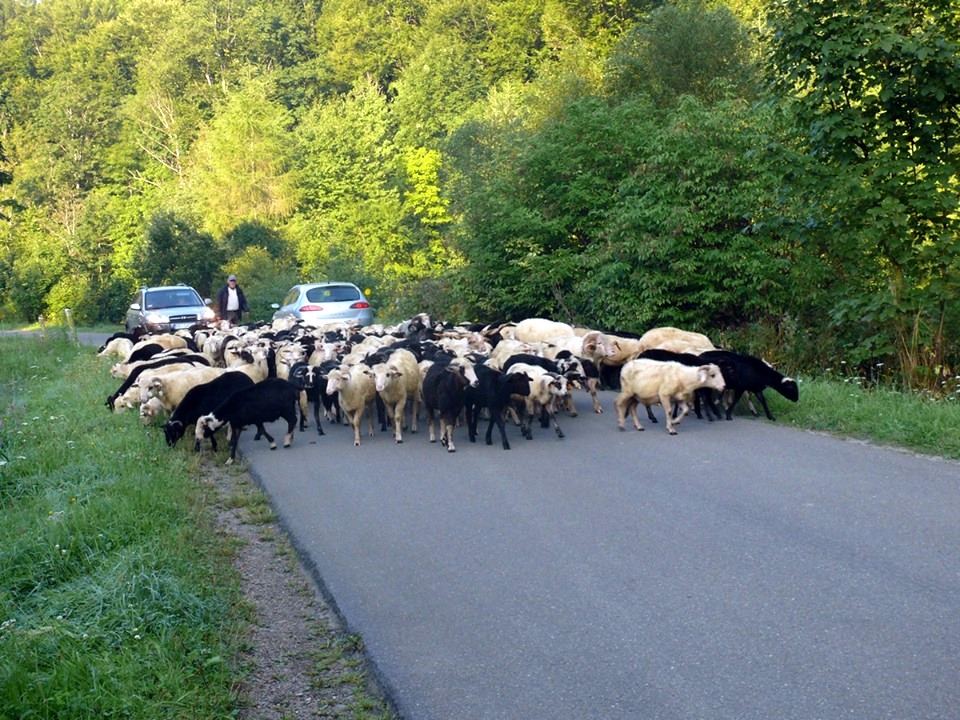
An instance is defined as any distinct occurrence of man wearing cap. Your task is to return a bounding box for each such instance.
[216,274,250,327]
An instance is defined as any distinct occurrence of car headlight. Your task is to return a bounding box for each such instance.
[202,308,216,321]
[145,313,164,324]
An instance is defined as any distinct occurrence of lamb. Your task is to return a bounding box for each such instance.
[98,336,134,360]
[139,397,167,425]
[636,349,732,421]
[421,356,479,452]
[464,363,532,450]
[504,362,569,440]
[615,358,726,435]
[324,363,377,446]
[287,361,324,435]
[163,371,255,450]
[697,349,799,420]
[370,348,421,444]
[503,352,584,416]
[195,378,301,464]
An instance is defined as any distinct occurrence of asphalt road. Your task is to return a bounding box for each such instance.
[236,391,960,720]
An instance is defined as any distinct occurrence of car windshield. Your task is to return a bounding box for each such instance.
[145,289,202,309]
[305,285,360,303]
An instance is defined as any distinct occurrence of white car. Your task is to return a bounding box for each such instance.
[271,282,374,327]
[125,285,215,333]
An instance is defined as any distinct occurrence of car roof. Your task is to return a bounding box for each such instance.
[295,281,359,289]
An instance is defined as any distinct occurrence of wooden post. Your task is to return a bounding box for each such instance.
[37,315,46,340]
[64,308,78,343]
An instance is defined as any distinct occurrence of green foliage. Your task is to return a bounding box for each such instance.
[585,96,792,332]
[187,75,299,236]
[136,212,225,297]
[766,0,960,386]
[1,0,956,386]
[605,0,759,105]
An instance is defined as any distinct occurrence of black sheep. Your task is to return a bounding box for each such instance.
[194,378,301,464]
[162,371,255,450]
[421,358,478,452]
[465,363,532,450]
[697,349,799,420]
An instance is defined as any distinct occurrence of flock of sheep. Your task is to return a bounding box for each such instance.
[99,314,800,463]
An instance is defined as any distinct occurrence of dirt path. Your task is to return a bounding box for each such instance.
[201,459,395,719]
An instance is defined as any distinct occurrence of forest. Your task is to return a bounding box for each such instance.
[0,0,957,388]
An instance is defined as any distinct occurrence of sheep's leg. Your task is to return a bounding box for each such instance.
[444,415,456,452]
[564,394,578,417]
[724,389,746,420]
[614,393,628,430]
[283,412,296,448]
[366,401,375,437]
[298,390,309,431]
[587,379,603,413]
[392,402,404,443]
[350,409,363,447]
[312,400,325,436]
[427,408,437,443]
[487,408,510,450]
[754,391,775,420]
[545,406,565,439]
[226,424,244,465]
[645,404,658,423]
[410,396,419,433]
[257,423,278,449]
[466,402,479,443]
[660,395,683,435]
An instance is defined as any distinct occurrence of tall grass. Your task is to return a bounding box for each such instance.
[0,334,243,719]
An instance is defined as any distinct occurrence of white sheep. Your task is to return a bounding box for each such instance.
[145,366,224,412]
[504,362,569,440]
[325,363,377,446]
[638,326,715,354]
[510,318,576,344]
[98,337,134,361]
[371,348,421,443]
[139,396,167,425]
[614,358,726,435]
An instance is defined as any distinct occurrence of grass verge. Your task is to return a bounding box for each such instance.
[733,373,960,460]
[0,334,245,718]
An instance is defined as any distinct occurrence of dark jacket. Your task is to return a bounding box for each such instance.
[216,284,250,319]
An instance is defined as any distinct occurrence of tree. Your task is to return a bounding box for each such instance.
[136,212,225,297]
[767,0,960,386]
[605,0,758,105]
[186,75,299,236]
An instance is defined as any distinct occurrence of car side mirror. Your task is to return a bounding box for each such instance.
[129,303,141,311]
[204,298,212,305]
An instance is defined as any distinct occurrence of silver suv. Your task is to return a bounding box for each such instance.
[125,285,215,333]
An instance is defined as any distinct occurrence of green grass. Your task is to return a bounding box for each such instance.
[731,372,960,460]
[0,335,244,719]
